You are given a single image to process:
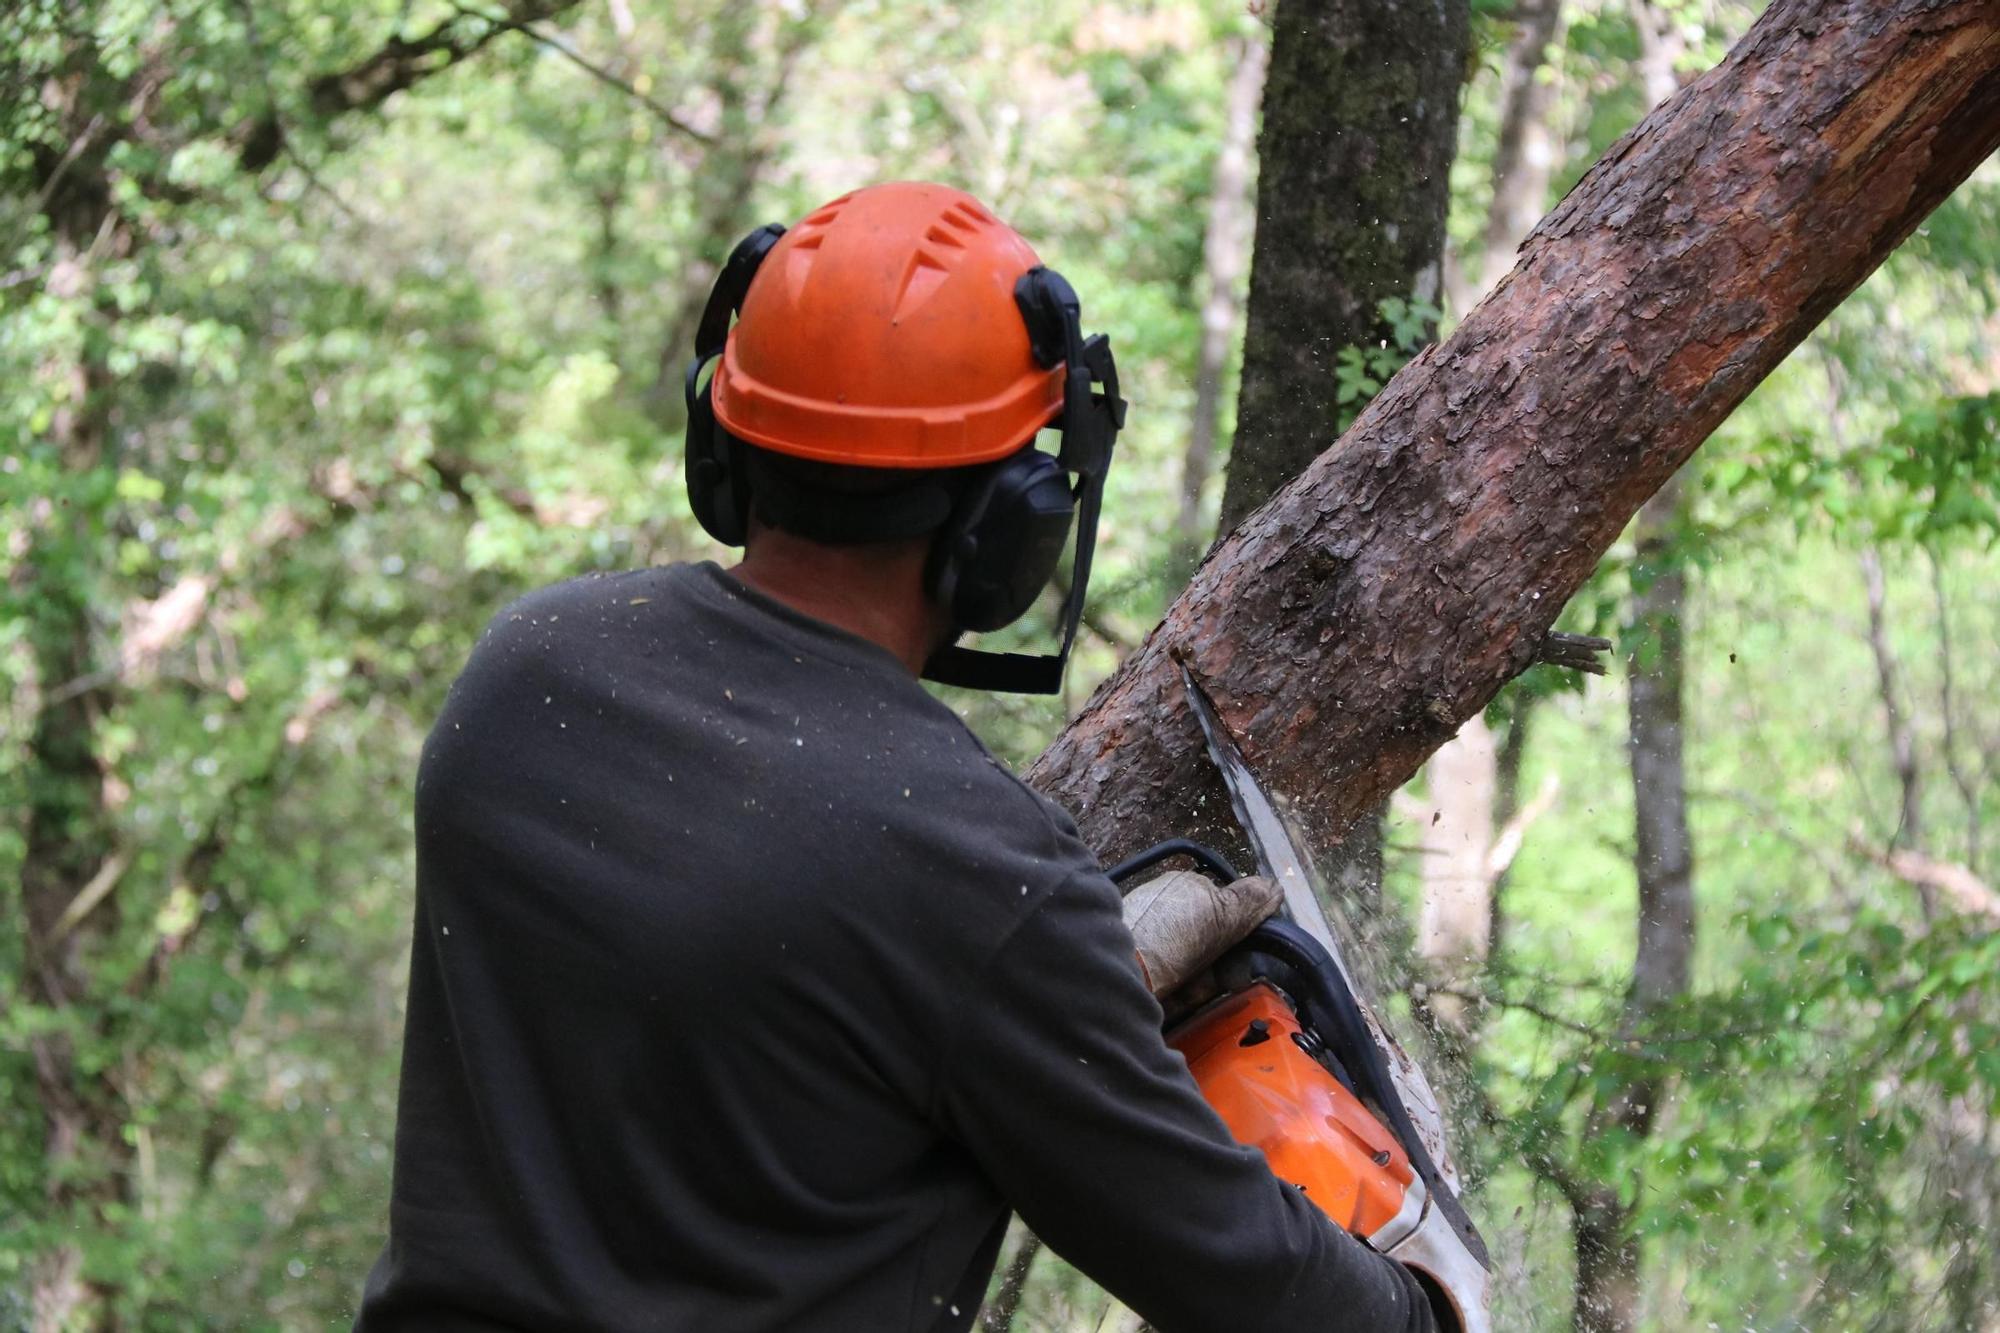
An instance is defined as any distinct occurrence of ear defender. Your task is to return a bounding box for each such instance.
[683,223,786,546]
[924,450,1076,634]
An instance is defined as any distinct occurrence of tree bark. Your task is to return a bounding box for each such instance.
[1217,0,1470,534]
[1027,1,2000,881]
[1928,548,1983,875]
[978,1231,1042,1333]
[1485,699,1535,962]
[1173,27,1269,575]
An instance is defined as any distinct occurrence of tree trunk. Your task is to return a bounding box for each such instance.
[1571,1189,1644,1333]
[1861,547,1925,854]
[1485,699,1535,961]
[1623,483,1695,1015]
[979,1231,1042,1333]
[1216,0,1470,534]
[1173,27,1269,575]
[1572,476,1695,1333]
[1210,0,1468,901]
[1416,713,1499,1008]
[1027,2,2000,880]
[1448,0,1567,316]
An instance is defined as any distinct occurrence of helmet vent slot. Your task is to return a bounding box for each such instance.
[924,223,968,249]
[892,250,952,321]
[785,233,825,302]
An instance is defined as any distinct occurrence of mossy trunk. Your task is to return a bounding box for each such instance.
[1218,0,1469,534]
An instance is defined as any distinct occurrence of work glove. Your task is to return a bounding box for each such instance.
[1120,870,1280,999]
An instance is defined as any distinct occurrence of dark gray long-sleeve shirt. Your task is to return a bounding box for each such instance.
[356,560,1433,1332]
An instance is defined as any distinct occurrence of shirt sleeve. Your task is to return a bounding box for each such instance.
[931,870,1438,1333]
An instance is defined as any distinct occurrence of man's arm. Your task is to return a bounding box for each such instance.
[932,871,1438,1333]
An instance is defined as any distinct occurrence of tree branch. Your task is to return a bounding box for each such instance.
[238,0,588,171]
[444,0,716,143]
[46,851,133,947]
[1851,839,2000,924]
[1533,630,1613,676]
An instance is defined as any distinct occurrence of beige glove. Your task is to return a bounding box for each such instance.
[1121,870,1281,999]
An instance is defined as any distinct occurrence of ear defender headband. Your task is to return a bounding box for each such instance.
[683,228,1125,696]
[683,223,787,547]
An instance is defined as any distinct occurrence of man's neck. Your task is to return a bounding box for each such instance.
[731,529,948,677]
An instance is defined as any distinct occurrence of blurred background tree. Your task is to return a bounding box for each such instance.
[2,1,1996,1329]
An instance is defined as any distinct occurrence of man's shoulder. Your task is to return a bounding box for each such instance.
[484,567,682,632]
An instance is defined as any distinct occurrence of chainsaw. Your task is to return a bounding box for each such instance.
[1104,665,1492,1333]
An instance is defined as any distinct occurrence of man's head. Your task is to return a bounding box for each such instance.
[682,182,1124,694]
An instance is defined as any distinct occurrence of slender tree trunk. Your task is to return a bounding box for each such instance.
[1571,1190,1644,1333]
[1448,0,1567,317]
[1928,548,1982,875]
[1416,714,1497,1003]
[1631,0,1688,110]
[1861,547,1925,854]
[1420,0,1568,1025]
[1217,0,1470,535]
[979,1232,1042,1333]
[1621,483,1697,1019]
[1027,2,2000,877]
[646,7,821,423]
[1485,699,1536,961]
[1572,475,1695,1333]
[1173,27,1269,575]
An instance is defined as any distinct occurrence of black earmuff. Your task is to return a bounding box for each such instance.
[925,450,1076,633]
[684,223,786,546]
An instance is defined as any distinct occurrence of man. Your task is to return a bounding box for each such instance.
[357,182,1438,1332]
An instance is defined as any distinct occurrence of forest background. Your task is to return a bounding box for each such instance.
[4,1,1998,1330]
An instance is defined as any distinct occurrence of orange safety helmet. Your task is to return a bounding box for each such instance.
[682,182,1125,695]
[711,183,1066,468]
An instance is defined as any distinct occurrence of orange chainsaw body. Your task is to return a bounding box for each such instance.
[1168,981,1415,1237]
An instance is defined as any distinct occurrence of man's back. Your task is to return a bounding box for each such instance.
[358,561,1431,1333]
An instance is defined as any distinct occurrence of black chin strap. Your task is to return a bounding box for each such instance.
[923,269,1124,695]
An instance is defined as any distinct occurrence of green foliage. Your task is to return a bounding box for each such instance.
[1332,296,1442,429]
